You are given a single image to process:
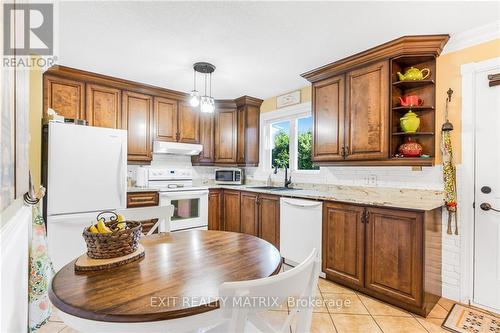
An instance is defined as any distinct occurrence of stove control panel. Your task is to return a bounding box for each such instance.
[147,168,193,181]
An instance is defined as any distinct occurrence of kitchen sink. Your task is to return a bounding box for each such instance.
[248,186,302,191]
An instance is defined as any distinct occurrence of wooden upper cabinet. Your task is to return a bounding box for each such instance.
[215,106,238,164]
[208,189,222,231]
[178,102,200,144]
[153,97,178,142]
[86,84,121,128]
[345,60,389,160]
[302,35,451,166]
[222,190,241,232]
[258,194,280,249]
[237,106,246,164]
[235,97,262,166]
[240,192,259,236]
[365,207,423,307]
[193,112,215,165]
[312,75,345,161]
[122,91,153,162]
[43,75,85,119]
[322,202,365,288]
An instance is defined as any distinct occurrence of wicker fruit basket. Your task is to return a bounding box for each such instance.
[83,212,142,259]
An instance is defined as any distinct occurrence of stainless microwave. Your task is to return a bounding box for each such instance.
[215,168,244,185]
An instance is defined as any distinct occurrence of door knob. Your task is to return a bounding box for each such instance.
[481,186,492,194]
[479,202,500,212]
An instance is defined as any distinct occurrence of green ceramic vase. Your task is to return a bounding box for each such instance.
[400,111,420,133]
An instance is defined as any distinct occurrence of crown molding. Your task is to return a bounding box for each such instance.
[442,20,500,55]
[234,95,264,107]
[45,65,189,100]
[301,35,449,82]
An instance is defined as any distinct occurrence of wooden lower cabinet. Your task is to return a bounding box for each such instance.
[126,191,159,208]
[258,194,280,249]
[322,201,441,316]
[322,202,365,288]
[222,190,241,232]
[208,190,280,249]
[365,207,423,307]
[240,192,259,236]
[126,191,160,234]
[208,189,222,231]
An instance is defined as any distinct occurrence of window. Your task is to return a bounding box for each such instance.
[271,121,290,169]
[297,116,319,170]
[266,110,319,172]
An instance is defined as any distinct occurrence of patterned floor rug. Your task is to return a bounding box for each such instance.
[442,303,500,333]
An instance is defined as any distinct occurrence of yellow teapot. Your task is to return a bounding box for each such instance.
[397,67,430,81]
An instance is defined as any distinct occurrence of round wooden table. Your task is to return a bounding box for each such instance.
[49,230,282,332]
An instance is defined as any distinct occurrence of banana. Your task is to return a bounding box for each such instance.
[97,219,112,234]
[116,222,126,230]
[117,214,124,222]
[89,225,99,233]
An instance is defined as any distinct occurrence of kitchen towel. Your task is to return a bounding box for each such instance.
[29,204,55,332]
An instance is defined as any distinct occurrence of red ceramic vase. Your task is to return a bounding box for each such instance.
[398,137,423,157]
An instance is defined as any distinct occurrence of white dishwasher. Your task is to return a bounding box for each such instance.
[280,197,322,272]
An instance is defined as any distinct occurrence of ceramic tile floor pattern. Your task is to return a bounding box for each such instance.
[40,275,458,333]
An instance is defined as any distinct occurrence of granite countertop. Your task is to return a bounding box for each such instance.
[209,184,444,211]
[127,187,159,193]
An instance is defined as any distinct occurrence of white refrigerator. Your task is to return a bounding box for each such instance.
[45,122,127,270]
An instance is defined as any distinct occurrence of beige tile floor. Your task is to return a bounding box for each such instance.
[40,269,454,333]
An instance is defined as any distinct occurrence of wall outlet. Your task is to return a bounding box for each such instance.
[368,175,377,186]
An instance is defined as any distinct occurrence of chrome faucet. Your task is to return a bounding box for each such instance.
[274,166,292,188]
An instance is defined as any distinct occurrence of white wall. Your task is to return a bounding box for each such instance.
[0,204,31,333]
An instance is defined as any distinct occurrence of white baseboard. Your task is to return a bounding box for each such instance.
[442,285,461,302]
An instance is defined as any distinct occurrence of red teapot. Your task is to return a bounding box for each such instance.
[399,95,423,107]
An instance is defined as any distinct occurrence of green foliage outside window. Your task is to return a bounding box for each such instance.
[272,130,318,170]
[272,131,289,169]
[298,131,318,170]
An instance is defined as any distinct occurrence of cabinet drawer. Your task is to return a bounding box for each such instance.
[127,192,159,208]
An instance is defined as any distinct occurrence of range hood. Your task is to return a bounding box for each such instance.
[153,141,203,156]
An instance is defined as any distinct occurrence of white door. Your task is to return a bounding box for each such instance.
[474,60,500,311]
[47,123,127,215]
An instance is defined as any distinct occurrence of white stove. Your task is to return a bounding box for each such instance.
[138,167,208,231]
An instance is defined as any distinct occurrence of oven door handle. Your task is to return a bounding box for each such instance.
[160,190,209,199]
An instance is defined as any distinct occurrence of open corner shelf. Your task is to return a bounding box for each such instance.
[392,80,435,88]
[392,132,434,136]
[389,157,435,166]
[392,106,435,111]
[390,56,437,165]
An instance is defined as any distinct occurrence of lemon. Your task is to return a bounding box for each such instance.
[97,219,112,234]
[89,225,99,233]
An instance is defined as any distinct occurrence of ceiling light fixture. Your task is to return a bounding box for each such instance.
[190,62,216,113]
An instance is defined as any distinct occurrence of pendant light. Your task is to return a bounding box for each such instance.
[190,62,216,113]
[189,69,199,107]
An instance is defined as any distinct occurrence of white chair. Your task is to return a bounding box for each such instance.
[203,249,320,333]
[116,205,174,235]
